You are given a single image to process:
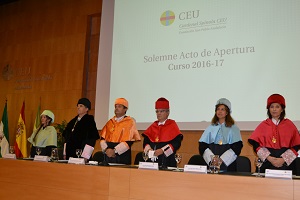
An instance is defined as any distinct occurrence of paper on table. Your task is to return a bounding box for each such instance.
[81,144,94,159]
[23,157,34,160]
[148,150,155,158]
[108,163,125,166]
[168,167,184,170]
[252,173,265,176]
[87,161,98,165]
[58,160,68,163]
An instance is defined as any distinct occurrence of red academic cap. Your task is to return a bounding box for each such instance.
[155,97,169,109]
[267,94,285,108]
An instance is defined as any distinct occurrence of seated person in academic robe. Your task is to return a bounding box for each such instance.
[142,97,183,168]
[28,110,57,157]
[63,98,100,160]
[100,98,141,165]
[248,94,300,174]
[199,98,243,171]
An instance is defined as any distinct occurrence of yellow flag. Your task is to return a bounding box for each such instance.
[33,102,41,132]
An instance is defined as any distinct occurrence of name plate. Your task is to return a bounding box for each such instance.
[3,153,16,159]
[138,162,159,170]
[68,157,85,165]
[34,155,50,162]
[265,169,292,179]
[184,165,207,173]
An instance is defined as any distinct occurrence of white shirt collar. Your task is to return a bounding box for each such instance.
[272,118,280,125]
[218,121,225,125]
[158,119,168,126]
[115,115,125,122]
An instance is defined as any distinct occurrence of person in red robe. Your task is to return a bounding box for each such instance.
[248,94,300,174]
[142,97,183,168]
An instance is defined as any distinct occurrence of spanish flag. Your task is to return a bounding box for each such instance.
[14,101,28,158]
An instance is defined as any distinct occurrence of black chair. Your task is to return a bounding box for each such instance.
[236,156,251,172]
[188,154,251,172]
[91,151,104,162]
[188,155,207,166]
[295,157,300,176]
[134,152,144,165]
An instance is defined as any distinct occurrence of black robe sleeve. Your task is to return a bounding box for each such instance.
[230,141,243,155]
[83,115,100,147]
[248,139,260,153]
[199,141,243,156]
[199,142,209,156]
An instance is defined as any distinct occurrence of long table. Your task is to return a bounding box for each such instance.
[0,159,299,200]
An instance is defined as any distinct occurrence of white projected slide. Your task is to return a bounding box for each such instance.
[96,0,300,130]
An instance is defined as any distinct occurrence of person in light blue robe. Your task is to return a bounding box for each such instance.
[199,98,243,171]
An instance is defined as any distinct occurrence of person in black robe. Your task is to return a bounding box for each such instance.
[63,98,99,159]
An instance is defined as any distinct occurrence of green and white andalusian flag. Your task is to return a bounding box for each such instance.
[0,101,9,157]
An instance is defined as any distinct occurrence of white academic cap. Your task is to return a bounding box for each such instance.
[216,98,231,113]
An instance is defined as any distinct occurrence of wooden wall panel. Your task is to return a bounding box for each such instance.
[0,159,110,200]
[129,169,294,200]
[0,159,297,200]
[0,0,102,147]
[294,180,300,199]
[109,167,131,199]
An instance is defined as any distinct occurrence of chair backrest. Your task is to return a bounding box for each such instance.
[236,156,251,172]
[295,157,300,176]
[188,155,251,172]
[91,151,104,162]
[134,152,144,165]
[188,155,207,166]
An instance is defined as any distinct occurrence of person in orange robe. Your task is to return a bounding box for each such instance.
[100,98,140,164]
[249,94,300,174]
[142,97,183,168]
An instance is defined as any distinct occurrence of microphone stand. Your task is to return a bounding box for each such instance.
[159,154,167,170]
[99,150,109,166]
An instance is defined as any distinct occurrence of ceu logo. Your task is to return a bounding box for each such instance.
[160,10,175,26]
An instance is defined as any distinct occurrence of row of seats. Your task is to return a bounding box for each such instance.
[93,152,300,175]
[91,151,252,172]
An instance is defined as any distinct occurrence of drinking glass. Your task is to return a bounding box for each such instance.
[142,152,148,162]
[36,147,42,155]
[76,149,82,158]
[255,157,263,177]
[9,146,15,154]
[51,148,59,162]
[174,153,182,171]
[210,155,222,174]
